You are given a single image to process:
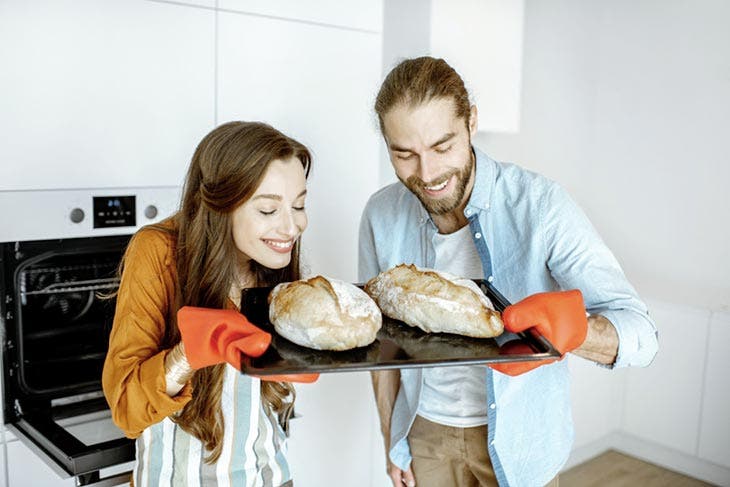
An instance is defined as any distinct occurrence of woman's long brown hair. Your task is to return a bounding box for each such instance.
[156,121,311,462]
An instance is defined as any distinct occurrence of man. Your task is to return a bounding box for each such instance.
[358,57,658,487]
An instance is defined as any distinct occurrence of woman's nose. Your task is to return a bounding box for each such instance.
[277,209,298,237]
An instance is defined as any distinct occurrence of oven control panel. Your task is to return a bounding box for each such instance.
[93,195,136,228]
[0,186,180,241]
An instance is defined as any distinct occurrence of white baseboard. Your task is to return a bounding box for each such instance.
[563,431,730,487]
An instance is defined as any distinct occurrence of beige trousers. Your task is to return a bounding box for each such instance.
[408,415,559,487]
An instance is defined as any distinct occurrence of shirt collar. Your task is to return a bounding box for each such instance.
[466,146,496,215]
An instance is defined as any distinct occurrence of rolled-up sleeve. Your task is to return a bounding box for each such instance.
[102,229,191,438]
[541,183,658,368]
[358,201,380,283]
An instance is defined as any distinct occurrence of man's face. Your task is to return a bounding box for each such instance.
[382,98,477,216]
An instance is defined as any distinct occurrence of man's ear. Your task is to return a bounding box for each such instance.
[468,105,478,136]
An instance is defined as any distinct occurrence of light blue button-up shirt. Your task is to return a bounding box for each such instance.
[358,147,658,486]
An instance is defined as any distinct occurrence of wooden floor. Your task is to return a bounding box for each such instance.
[561,450,716,487]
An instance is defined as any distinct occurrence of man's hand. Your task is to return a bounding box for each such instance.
[490,290,588,376]
[388,463,415,487]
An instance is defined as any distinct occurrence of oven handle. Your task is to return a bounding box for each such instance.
[76,470,132,487]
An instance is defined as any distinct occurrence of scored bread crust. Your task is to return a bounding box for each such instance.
[364,264,504,338]
[268,276,382,351]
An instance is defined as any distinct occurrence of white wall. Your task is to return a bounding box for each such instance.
[475,0,730,484]
[476,0,730,312]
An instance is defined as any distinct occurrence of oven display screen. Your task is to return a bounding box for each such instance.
[93,195,136,228]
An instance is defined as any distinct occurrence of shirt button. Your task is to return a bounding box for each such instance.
[465,209,472,216]
[487,275,494,283]
[474,232,482,239]
[490,439,496,446]
[486,203,490,209]
[489,403,496,410]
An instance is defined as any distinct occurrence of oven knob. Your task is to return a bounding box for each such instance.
[69,208,85,223]
[144,205,158,219]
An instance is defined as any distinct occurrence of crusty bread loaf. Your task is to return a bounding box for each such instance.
[268,276,382,351]
[364,264,504,338]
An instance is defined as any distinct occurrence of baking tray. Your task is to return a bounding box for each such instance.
[237,280,561,375]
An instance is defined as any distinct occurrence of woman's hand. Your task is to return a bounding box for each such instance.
[178,306,271,368]
[177,306,319,383]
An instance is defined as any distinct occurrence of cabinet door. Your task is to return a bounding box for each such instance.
[6,438,75,487]
[0,0,214,191]
[218,10,382,283]
[621,300,709,455]
[698,311,730,469]
[430,0,524,133]
[218,0,382,32]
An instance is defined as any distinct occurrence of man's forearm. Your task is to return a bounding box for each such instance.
[573,314,619,365]
[371,369,400,462]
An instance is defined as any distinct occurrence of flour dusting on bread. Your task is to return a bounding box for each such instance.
[268,276,382,351]
[364,264,503,338]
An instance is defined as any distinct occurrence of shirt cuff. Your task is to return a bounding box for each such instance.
[389,437,412,471]
[599,309,658,369]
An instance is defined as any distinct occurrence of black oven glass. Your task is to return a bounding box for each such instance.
[1,235,135,482]
[16,251,120,395]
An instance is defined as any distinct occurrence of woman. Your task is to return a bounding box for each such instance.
[102,121,317,486]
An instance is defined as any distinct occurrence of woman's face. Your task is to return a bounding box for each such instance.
[231,157,308,270]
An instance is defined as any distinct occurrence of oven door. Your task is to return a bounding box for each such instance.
[1,235,135,485]
[9,395,134,485]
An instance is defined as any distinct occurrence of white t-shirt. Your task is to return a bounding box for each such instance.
[416,224,489,428]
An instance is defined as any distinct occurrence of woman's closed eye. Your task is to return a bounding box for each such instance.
[259,204,305,216]
[293,199,306,211]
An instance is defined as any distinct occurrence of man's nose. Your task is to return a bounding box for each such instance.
[417,154,438,183]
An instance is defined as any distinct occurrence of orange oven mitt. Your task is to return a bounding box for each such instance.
[177,306,318,383]
[489,290,588,377]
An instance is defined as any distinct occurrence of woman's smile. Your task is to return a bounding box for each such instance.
[263,238,295,253]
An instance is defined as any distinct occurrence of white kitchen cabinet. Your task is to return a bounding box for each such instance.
[621,300,710,456]
[217,9,382,283]
[0,0,214,192]
[698,311,730,469]
[5,438,74,487]
[383,0,524,134]
[430,0,524,133]
[217,0,382,32]
[287,374,388,487]
[568,357,625,450]
[152,0,216,7]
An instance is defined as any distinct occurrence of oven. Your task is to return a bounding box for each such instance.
[0,187,179,486]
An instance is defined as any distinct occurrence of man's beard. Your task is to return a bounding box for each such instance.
[400,158,474,216]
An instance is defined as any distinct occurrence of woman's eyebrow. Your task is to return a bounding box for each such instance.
[252,194,281,201]
[252,189,307,201]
